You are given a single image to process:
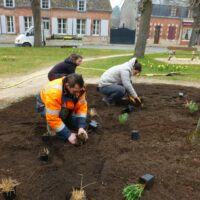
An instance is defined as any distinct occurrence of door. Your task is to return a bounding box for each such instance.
[42,18,50,37]
[154,25,161,44]
[168,26,176,40]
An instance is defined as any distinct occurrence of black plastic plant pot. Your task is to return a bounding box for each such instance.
[139,174,154,190]
[179,92,184,98]
[40,154,49,162]
[42,135,50,143]
[3,187,16,200]
[122,105,134,114]
[131,130,140,141]
[89,120,98,131]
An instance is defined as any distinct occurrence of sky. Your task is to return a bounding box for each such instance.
[110,0,124,8]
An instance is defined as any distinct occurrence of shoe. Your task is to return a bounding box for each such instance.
[102,97,114,106]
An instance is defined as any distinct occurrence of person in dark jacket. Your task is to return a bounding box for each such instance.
[48,54,83,81]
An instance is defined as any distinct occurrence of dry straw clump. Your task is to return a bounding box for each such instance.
[70,188,87,200]
[0,178,20,193]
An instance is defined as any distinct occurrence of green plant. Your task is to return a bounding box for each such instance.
[185,101,199,114]
[122,184,145,200]
[118,113,129,124]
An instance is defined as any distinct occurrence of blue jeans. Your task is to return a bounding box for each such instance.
[100,84,126,103]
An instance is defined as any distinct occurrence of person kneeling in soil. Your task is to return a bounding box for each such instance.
[48,54,83,81]
[98,57,142,105]
[36,74,88,145]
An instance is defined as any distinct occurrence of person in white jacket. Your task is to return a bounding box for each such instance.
[98,58,142,105]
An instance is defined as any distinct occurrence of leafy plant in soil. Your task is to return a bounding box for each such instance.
[88,108,98,117]
[118,113,129,124]
[39,147,50,161]
[185,100,199,114]
[122,184,145,200]
[0,178,20,200]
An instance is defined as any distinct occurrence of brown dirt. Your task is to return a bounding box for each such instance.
[0,84,200,200]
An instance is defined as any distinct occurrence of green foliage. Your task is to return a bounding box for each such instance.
[185,101,199,114]
[0,48,132,75]
[140,60,188,73]
[118,113,129,124]
[122,184,145,200]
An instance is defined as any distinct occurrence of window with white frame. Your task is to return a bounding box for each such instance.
[171,7,177,17]
[6,16,14,33]
[77,0,86,12]
[77,19,86,35]
[41,0,50,9]
[24,17,33,31]
[58,18,67,34]
[4,0,15,7]
[92,20,100,35]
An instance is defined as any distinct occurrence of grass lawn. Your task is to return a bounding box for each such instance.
[78,52,200,82]
[0,47,132,76]
[1,47,200,82]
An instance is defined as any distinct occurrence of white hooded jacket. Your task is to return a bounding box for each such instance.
[99,58,138,97]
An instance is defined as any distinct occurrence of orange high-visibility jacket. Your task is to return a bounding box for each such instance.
[40,78,87,134]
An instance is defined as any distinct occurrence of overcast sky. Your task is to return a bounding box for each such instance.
[110,0,124,8]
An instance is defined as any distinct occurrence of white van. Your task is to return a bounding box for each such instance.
[15,26,46,47]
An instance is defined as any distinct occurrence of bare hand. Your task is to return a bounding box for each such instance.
[68,133,77,145]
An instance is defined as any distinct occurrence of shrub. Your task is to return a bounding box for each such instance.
[122,184,145,200]
[185,101,199,114]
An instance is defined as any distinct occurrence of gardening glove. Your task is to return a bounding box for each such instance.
[78,128,88,141]
[68,133,77,145]
[135,96,142,104]
[129,96,136,104]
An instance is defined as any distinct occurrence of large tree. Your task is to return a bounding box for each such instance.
[134,0,152,58]
[188,0,200,47]
[31,0,42,47]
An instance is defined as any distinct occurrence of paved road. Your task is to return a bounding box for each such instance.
[0,43,167,53]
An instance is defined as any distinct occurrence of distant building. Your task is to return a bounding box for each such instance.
[111,6,121,28]
[137,0,200,46]
[120,0,137,30]
[0,0,112,44]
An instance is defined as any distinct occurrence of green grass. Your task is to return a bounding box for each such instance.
[77,55,131,77]
[78,52,200,82]
[0,47,132,76]
[1,47,200,82]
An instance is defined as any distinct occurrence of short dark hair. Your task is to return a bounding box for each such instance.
[68,54,83,63]
[63,73,84,88]
[134,62,142,72]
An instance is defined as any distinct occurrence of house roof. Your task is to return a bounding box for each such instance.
[0,0,112,12]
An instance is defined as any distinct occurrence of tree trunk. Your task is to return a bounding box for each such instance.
[188,5,200,47]
[195,118,200,135]
[134,0,152,58]
[190,118,200,143]
[31,0,42,47]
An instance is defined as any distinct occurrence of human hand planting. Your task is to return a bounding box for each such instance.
[68,133,77,145]
[78,128,88,142]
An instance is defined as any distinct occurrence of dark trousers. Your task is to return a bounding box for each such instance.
[100,84,126,103]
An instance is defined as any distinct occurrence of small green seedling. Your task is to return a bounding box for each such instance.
[118,113,129,124]
[122,184,145,200]
[185,101,199,114]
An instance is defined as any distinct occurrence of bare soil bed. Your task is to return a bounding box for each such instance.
[0,84,200,200]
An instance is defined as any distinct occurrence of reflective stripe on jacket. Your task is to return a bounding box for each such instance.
[40,78,87,134]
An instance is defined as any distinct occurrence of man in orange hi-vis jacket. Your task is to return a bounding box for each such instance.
[36,74,88,145]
